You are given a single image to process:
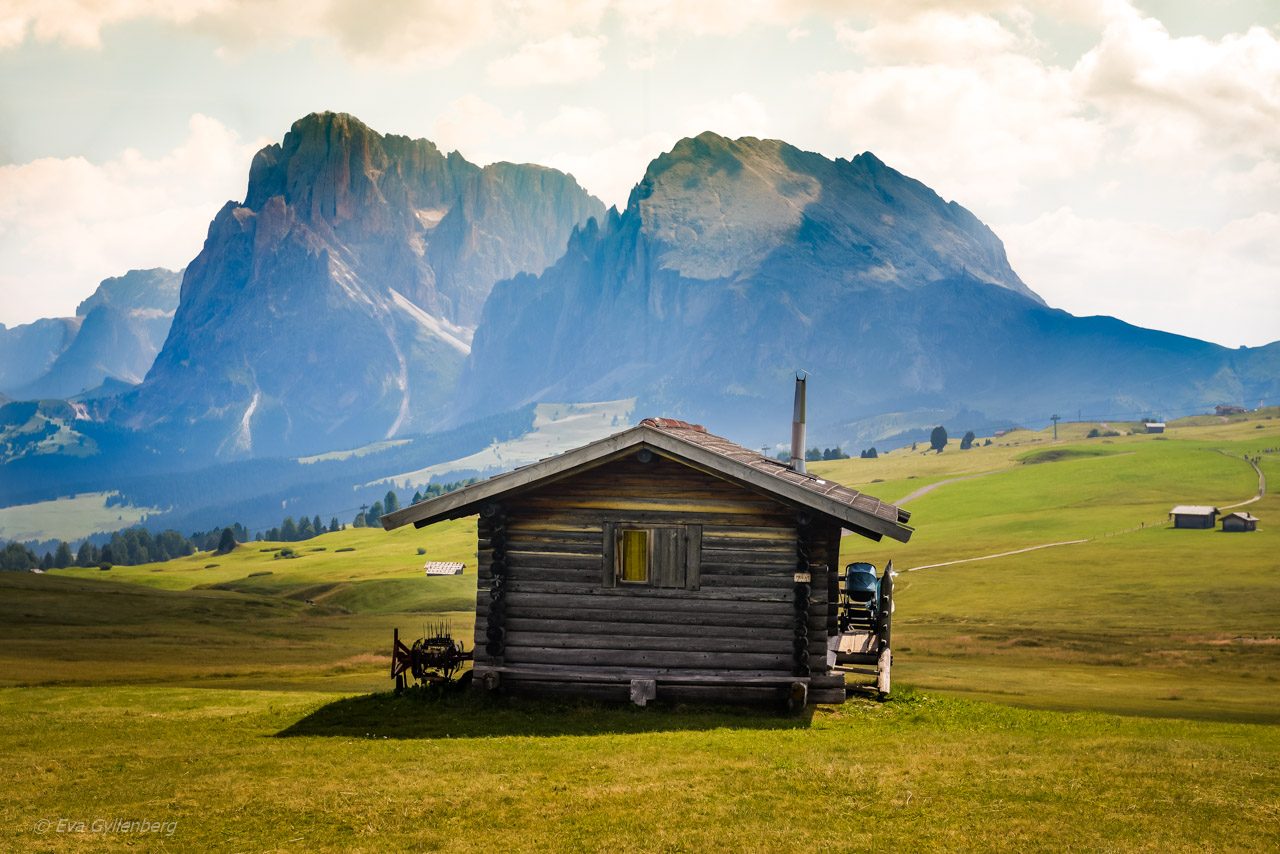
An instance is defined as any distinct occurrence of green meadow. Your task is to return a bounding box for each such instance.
[2,412,1278,850]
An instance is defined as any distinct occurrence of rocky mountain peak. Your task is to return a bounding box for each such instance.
[124,112,604,458]
[626,132,1040,304]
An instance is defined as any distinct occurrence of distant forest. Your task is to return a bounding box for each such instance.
[1,479,474,571]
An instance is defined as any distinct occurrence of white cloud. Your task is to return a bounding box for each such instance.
[487,33,607,87]
[617,0,791,38]
[1000,208,1280,347]
[821,54,1104,210]
[682,93,771,140]
[0,114,264,325]
[0,0,216,49]
[542,131,677,209]
[1,0,499,66]
[1075,10,1280,164]
[431,95,527,163]
[835,9,1024,64]
[536,106,613,142]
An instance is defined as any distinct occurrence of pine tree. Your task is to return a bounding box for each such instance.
[298,516,314,539]
[368,501,384,522]
[930,426,948,453]
[412,490,422,504]
[384,490,400,514]
[280,517,299,541]
[53,541,73,568]
[328,517,340,533]
[75,541,95,567]
[216,528,237,555]
[352,512,367,528]
[960,431,976,450]
[40,551,54,570]
[312,516,323,537]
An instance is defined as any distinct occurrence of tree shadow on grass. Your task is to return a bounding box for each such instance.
[276,687,816,740]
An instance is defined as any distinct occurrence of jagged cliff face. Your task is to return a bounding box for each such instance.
[460,132,1273,442]
[127,112,604,458]
[0,268,181,400]
[634,133,1037,301]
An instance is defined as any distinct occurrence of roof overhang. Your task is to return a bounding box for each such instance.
[381,424,913,543]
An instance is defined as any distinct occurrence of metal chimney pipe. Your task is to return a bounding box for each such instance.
[790,372,807,473]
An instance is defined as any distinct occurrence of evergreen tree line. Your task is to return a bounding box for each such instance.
[350,480,476,528]
[1,523,252,571]
[254,515,342,542]
[804,447,851,461]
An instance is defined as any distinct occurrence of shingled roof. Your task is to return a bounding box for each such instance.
[382,417,913,542]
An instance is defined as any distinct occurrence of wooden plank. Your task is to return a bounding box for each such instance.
[507,553,603,571]
[497,605,796,629]
[698,548,796,565]
[483,601,824,635]
[502,647,793,670]
[685,524,701,591]
[699,574,795,590]
[505,631,788,654]
[601,521,615,588]
[505,568,600,584]
[808,687,847,704]
[503,617,794,642]
[657,685,790,705]
[504,581,791,603]
[652,526,685,588]
[505,541,603,556]
[484,665,807,685]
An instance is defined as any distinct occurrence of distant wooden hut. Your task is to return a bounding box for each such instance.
[1221,512,1258,532]
[423,561,465,575]
[1215,405,1246,416]
[383,416,913,706]
[1169,505,1219,529]
[1144,421,1166,434]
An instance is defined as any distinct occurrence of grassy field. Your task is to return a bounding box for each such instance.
[2,411,1278,850]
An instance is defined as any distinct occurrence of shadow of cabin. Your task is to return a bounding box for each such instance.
[381,417,912,708]
[275,690,816,740]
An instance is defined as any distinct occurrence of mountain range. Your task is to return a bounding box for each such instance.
[0,268,181,401]
[2,111,1277,536]
[461,132,1278,441]
[118,111,603,458]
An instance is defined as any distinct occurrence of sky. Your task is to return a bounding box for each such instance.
[0,0,1277,347]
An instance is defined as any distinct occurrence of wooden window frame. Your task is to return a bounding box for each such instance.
[602,522,701,591]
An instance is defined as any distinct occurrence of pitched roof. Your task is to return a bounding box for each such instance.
[382,418,913,542]
[1223,512,1258,522]
[1169,505,1219,515]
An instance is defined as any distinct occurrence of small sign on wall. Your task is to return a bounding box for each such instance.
[793,572,811,583]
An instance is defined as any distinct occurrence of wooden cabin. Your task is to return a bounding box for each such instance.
[1144,421,1166,434]
[1221,512,1258,532]
[382,417,913,706]
[1169,505,1219,529]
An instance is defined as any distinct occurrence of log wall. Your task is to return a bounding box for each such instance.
[471,453,845,704]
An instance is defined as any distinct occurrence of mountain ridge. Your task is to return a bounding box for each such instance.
[458,131,1276,444]
[120,111,605,458]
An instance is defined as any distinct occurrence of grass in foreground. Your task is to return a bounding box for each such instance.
[2,686,1277,852]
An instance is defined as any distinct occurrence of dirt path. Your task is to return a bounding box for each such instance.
[903,540,1089,573]
[840,469,1004,539]
[894,470,1001,505]
[1221,453,1266,510]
